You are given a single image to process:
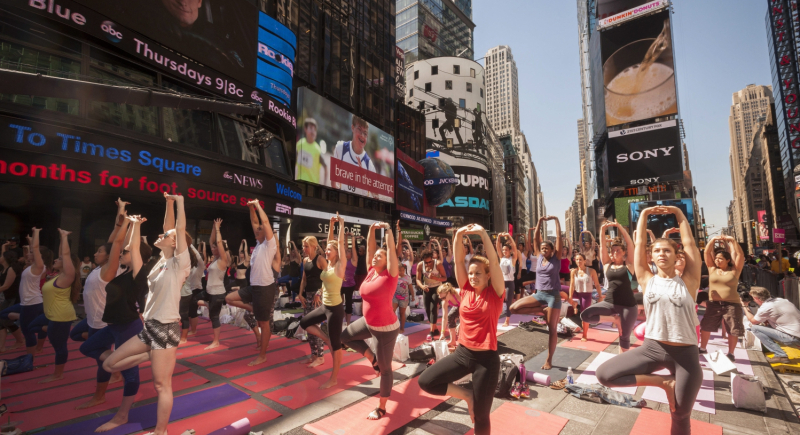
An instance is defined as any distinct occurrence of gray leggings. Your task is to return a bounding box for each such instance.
[597,339,702,435]
[341,317,399,397]
[580,301,638,349]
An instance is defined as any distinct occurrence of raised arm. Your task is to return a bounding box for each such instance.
[552,217,563,257]
[615,222,635,269]
[453,228,469,288]
[395,221,403,259]
[669,206,700,296]
[107,198,129,243]
[634,208,655,289]
[102,213,131,282]
[349,234,358,266]
[247,201,260,237]
[598,222,611,265]
[725,235,745,274]
[705,236,721,270]
[55,228,75,289]
[163,195,175,233]
[165,192,187,255]
[533,218,544,257]
[127,216,145,277]
[367,222,380,268]
[476,227,505,297]
[254,200,275,242]
[443,238,453,262]
[334,214,347,279]
[31,227,44,275]
[433,238,443,261]
[327,215,337,244]
[212,219,227,270]
[384,222,398,278]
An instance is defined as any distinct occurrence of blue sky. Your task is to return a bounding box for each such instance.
[472,0,772,234]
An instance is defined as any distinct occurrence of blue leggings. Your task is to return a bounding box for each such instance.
[19,303,46,347]
[81,319,143,396]
[0,303,20,333]
[69,318,101,342]
[29,314,72,365]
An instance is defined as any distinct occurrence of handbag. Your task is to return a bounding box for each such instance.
[393,334,410,362]
[409,344,435,362]
[432,340,450,361]
[707,350,738,376]
[731,373,767,412]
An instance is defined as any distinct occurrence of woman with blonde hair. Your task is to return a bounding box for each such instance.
[437,282,461,349]
[298,234,327,367]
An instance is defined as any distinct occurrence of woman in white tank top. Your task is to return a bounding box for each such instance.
[594,206,703,435]
[568,253,602,343]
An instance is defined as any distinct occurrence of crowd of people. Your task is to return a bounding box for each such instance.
[2,198,800,435]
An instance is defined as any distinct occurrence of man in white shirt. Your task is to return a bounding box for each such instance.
[225,199,278,366]
[332,115,378,199]
[744,286,800,364]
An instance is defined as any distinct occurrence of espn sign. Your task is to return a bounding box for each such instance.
[276,203,292,215]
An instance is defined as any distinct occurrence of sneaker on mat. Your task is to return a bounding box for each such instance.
[520,382,531,399]
[510,382,522,399]
[767,355,790,364]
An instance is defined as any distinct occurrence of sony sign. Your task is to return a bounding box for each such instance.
[606,120,683,189]
[616,146,674,163]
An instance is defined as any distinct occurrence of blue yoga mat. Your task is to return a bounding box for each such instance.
[37,384,250,435]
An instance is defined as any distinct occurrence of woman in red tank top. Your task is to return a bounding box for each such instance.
[418,224,505,435]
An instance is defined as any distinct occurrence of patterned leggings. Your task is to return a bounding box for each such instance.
[303,302,324,357]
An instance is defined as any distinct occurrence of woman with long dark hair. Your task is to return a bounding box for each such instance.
[580,222,638,354]
[496,233,518,328]
[509,216,563,370]
[597,206,702,435]
[569,252,603,342]
[340,220,400,420]
[698,235,744,361]
[419,224,505,435]
[31,228,81,383]
[417,246,447,341]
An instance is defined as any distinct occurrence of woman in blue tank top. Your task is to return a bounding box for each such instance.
[509,215,563,370]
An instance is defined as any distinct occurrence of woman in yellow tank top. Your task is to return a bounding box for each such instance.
[698,235,745,361]
[299,213,347,389]
[30,228,81,383]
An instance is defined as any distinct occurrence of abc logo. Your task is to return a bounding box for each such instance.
[101,21,122,43]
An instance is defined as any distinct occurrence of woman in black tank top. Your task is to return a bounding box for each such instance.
[579,222,638,353]
[299,237,327,367]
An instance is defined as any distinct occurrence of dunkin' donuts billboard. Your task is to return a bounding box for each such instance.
[601,9,678,127]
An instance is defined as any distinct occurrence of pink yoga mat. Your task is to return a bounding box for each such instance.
[641,368,715,414]
[233,350,363,392]
[574,351,637,395]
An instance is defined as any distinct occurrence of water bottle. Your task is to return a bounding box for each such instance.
[518,361,526,384]
[566,367,574,385]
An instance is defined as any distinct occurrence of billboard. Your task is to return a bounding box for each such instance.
[598,1,669,29]
[630,199,694,237]
[757,210,770,241]
[75,0,258,86]
[256,13,296,107]
[437,165,492,217]
[601,9,677,127]
[295,88,395,203]
[774,228,786,243]
[606,120,683,188]
[397,159,424,213]
[614,195,647,227]
[597,0,667,20]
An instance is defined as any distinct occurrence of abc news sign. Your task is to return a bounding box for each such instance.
[606,120,683,188]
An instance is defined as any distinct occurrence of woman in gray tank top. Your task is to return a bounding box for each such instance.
[509,215,563,370]
[595,206,702,435]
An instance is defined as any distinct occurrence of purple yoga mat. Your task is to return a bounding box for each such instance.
[38,384,249,435]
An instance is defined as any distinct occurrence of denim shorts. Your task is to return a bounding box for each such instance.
[393,294,409,308]
[534,290,562,310]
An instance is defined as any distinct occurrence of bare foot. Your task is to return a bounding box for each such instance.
[299,358,315,365]
[581,337,588,342]
[502,321,510,327]
[179,338,188,344]
[109,372,123,384]
[307,357,325,368]
[95,415,128,432]
[319,378,337,389]
[248,356,268,366]
[38,373,64,384]
[399,328,405,334]
[662,379,677,412]
[187,330,196,336]
[464,395,475,423]
[34,347,44,355]
[541,362,552,370]
[76,396,106,410]
[204,342,220,350]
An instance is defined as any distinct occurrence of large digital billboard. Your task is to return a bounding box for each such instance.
[597,0,665,19]
[437,165,492,217]
[601,9,677,127]
[75,0,258,86]
[295,88,395,203]
[397,159,424,213]
[630,199,695,237]
[256,13,296,107]
[606,120,683,188]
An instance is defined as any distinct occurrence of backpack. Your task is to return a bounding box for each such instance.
[494,358,520,398]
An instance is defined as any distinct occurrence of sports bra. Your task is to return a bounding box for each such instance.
[236,262,248,270]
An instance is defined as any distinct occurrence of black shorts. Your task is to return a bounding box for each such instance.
[559,272,571,281]
[238,283,278,322]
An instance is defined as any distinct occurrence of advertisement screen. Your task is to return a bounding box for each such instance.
[601,10,677,127]
[437,165,491,217]
[757,210,770,241]
[397,160,424,212]
[75,0,258,86]
[256,13,296,107]
[614,195,647,227]
[630,199,695,237]
[606,120,683,188]
[597,0,662,19]
[295,88,395,203]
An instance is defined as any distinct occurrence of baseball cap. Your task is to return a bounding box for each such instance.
[304,118,317,127]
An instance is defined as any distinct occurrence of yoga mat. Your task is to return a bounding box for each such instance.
[263,358,405,409]
[408,329,432,349]
[303,378,447,435]
[7,364,190,411]
[207,417,250,435]
[174,334,258,360]
[187,337,298,367]
[560,329,619,353]
[184,327,251,343]
[142,400,277,435]
[641,368,715,414]
[702,330,753,375]
[12,372,209,432]
[2,355,97,382]
[524,347,592,381]
[497,314,530,332]
[464,402,568,435]
[630,408,722,435]
[210,344,311,378]
[574,352,637,395]
[233,350,363,393]
[27,352,94,368]
[1,336,83,359]
[399,323,429,335]
[526,371,550,385]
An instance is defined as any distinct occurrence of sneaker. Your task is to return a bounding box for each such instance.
[698,348,707,354]
[426,334,432,342]
[726,353,735,363]
[510,382,522,399]
[531,316,547,326]
[767,355,790,364]
[520,382,531,399]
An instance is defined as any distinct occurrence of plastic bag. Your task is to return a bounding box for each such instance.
[707,350,738,376]
[731,373,766,412]
[432,340,450,361]
[393,334,410,362]
[353,301,363,316]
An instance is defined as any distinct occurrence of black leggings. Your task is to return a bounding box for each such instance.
[418,346,499,434]
[423,289,440,326]
[179,290,201,330]
[340,317,398,397]
[580,301,638,349]
[201,292,227,328]
[597,339,702,435]
[299,303,345,351]
[341,285,356,315]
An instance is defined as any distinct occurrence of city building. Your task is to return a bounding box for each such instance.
[484,45,519,136]
[743,140,767,253]
[577,118,590,218]
[396,0,475,64]
[576,0,597,233]
[404,56,507,231]
[500,135,528,236]
[565,184,584,247]
[727,84,773,244]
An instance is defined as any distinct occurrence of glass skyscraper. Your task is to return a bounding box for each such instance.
[396,0,475,64]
